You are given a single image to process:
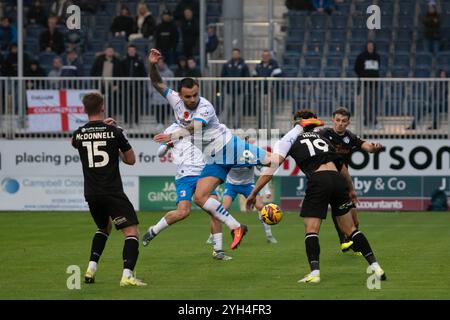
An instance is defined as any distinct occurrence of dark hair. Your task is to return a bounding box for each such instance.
[178,77,199,92]
[232,48,241,53]
[82,92,104,116]
[293,109,318,132]
[293,109,317,121]
[332,107,351,119]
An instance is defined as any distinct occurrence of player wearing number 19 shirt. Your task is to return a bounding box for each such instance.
[72,92,146,287]
[246,109,386,284]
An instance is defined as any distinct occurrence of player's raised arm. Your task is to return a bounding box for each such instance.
[153,119,202,143]
[148,49,167,96]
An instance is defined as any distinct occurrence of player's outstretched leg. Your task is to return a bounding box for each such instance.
[194,176,248,250]
[337,214,386,281]
[332,214,353,252]
[298,218,321,284]
[210,216,232,261]
[255,198,277,244]
[143,201,191,246]
[85,229,110,283]
[120,226,147,286]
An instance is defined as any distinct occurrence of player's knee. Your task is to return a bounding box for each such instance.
[194,193,207,207]
[178,208,191,219]
[122,225,139,238]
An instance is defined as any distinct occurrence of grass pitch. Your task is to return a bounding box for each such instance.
[1,211,449,300]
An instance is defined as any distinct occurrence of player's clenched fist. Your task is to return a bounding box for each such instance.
[148,49,161,65]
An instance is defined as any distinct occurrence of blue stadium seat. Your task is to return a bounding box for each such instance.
[108,38,127,56]
[380,2,394,16]
[415,53,432,69]
[303,57,321,70]
[89,40,105,53]
[286,42,303,52]
[328,42,346,57]
[351,14,367,29]
[436,51,450,69]
[395,42,411,54]
[399,0,416,16]
[413,68,431,77]
[349,41,365,54]
[287,32,305,42]
[283,66,299,77]
[129,38,150,55]
[301,68,321,78]
[352,29,368,41]
[393,54,410,68]
[304,43,324,56]
[26,24,45,38]
[24,37,39,55]
[335,2,351,15]
[308,31,326,43]
[381,15,394,28]
[326,57,343,69]
[391,66,410,78]
[38,52,57,68]
[289,13,308,29]
[283,52,300,66]
[329,29,347,42]
[372,41,389,55]
[309,13,329,29]
[397,29,413,42]
[323,68,342,78]
[330,15,348,29]
[374,29,391,42]
[442,2,450,16]
[398,15,414,29]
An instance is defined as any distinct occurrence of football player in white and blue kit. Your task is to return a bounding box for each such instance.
[148,49,272,250]
[142,123,232,260]
[206,165,278,244]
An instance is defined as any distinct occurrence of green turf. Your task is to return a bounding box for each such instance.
[1,211,450,300]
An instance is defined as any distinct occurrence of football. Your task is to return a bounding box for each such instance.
[260,203,283,225]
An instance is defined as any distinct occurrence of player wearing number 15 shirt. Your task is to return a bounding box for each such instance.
[71,92,146,287]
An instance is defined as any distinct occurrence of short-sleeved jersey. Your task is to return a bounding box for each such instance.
[72,120,131,196]
[226,166,255,185]
[164,123,205,179]
[316,127,365,166]
[273,124,304,158]
[163,87,233,154]
[287,131,341,179]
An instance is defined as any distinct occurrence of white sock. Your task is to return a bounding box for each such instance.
[212,233,223,251]
[152,217,169,235]
[122,268,133,278]
[87,261,97,272]
[311,270,320,277]
[258,214,273,237]
[371,262,380,270]
[203,198,240,230]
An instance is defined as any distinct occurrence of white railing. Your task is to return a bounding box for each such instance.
[0,77,449,139]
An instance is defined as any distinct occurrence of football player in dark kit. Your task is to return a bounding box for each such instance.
[246,109,386,284]
[72,92,146,287]
[316,107,383,253]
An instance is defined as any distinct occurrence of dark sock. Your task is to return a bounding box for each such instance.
[89,230,109,263]
[332,214,347,243]
[123,236,139,271]
[350,230,377,265]
[305,233,320,272]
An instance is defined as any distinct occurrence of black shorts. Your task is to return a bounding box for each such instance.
[300,171,353,220]
[85,193,139,230]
